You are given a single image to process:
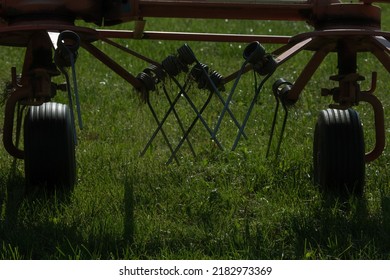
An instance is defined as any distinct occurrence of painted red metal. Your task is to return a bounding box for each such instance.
[0,0,388,162]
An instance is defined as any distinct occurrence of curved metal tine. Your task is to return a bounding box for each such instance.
[139,80,191,157]
[232,71,273,151]
[183,44,247,140]
[266,95,280,158]
[15,103,27,149]
[162,85,197,158]
[212,61,249,140]
[146,98,180,165]
[69,54,83,131]
[57,31,83,131]
[171,76,224,150]
[275,101,289,159]
[166,91,214,165]
[60,67,78,145]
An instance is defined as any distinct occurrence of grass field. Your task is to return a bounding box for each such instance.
[1,5,390,260]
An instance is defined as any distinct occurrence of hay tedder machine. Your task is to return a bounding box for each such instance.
[0,0,389,198]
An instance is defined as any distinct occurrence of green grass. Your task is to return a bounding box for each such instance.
[1,7,390,259]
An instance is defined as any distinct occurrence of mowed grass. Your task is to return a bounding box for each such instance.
[1,8,390,259]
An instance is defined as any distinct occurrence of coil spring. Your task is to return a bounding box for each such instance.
[136,71,156,101]
[136,44,223,98]
[54,30,80,68]
[243,42,277,76]
[162,55,188,77]
[143,64,167,84]
[190,63,210,89]
[254,54,277,76]
[272,78,293,103]
[177,44,196,66]
[190,63,224,91]
[137,72,156,92]
[208,70,224,91]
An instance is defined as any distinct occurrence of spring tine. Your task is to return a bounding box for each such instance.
[182,44,247,140]
[275,101,289,159]
[232,72,273,151]
[15,103,26,149]
[203,63,249,140]
[146,98,179,164]
[162,85,197,158]
[266,95,280,158]
[212,61,248,140]
[139,82,190,157]
[166,91,214,165]
[61,68,78,145]
[70,54,83,131]
[171,76,224,150]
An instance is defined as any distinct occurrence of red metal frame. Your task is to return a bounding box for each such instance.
[0,0,388,162]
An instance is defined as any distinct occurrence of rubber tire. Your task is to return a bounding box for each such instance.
[313,108,365,198]
[24,102,76,190]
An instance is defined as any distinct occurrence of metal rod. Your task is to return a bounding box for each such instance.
[69,53,83,130]
[140,81,192,156]
[266,95,280,159]
[81,41,143,89]
[232,72,273,151]
[275,101,289,158]
[61,68,78,145]
[166,91,214,165]
[285,45,332,103]
[179,44,247,140]
[358,88,386,163]
[162,85,197,158]
[100,37,162,67]
[170,76,224,150]
[98,29,291,44]
[212,60,249,140]
[147,98,180,164]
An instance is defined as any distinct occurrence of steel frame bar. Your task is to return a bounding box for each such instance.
[285,44,333,103]
[97,29,291,44]
[81,41,143,89]
[100,37,162,66]
[137,0,313,21]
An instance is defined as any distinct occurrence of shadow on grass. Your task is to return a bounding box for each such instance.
[1,160,76,258]
[124,176,135,246]
[0,160,136,259]
[2,158,388,259]
[290,196,390,259]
